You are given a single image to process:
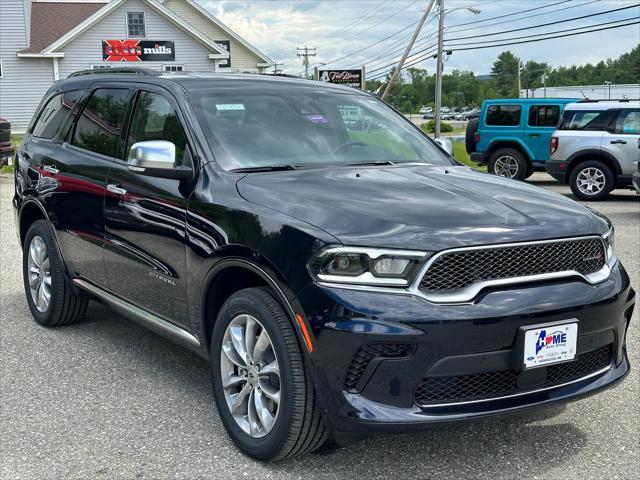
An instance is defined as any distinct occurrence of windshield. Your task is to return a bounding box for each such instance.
[190,89,453,171]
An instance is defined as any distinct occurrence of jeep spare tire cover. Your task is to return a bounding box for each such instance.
[465,118,479,154]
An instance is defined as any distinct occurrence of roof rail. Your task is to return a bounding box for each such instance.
[577,98,638,103]
[68,67,162,78]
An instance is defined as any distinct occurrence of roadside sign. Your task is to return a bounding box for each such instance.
[315,67,365,90]
[102,40,175,62]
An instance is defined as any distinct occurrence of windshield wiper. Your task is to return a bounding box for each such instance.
[344,160,395,167]
[230,164,297,173]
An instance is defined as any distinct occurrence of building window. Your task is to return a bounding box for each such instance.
[90,64,113,70]
[127,12,146,37]
[163,65,184,72]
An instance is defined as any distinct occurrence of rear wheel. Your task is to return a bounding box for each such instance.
[488,148,529,181]
[569,160,614,201]
[22,220,88,326]
[211,287,328,461]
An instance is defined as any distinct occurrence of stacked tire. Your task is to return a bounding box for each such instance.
[0,118,13,165]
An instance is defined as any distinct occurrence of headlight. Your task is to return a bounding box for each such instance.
[309,247,431,287]
[603,226,615,263]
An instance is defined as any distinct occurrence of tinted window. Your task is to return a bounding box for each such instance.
[192,91,452,171]
[32,91,83,139]
[486,105,521,126]
[72,89,129,158]
[127,91,188,164]
[528,105,560,127]
[558,110,612,131]
[613,110,640,134]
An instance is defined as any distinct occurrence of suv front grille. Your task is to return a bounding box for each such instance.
[414,345,612,407]
[345,343,414,392]
[419,237,605,293]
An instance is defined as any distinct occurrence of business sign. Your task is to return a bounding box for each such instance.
[216,40,231,68]
[102,40,175,62]
[317,68,365,89]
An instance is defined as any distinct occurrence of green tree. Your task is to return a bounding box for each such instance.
[491,51,520,97]
[521,61,549,91]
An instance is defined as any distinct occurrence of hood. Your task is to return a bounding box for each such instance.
[236,164,607,251]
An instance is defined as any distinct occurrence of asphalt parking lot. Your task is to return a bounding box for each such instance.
[1,173,638,480]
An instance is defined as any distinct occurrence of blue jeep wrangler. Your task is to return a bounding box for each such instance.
[466,98,577,180]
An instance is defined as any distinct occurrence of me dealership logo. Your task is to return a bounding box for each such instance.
[535,329,568,354]
[102,40,175,62]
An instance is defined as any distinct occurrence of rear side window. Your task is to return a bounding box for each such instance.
[32,91,83,139]
[613,110,640,134]
[72,88,130,158]
[558,110,613,131]
[486,105,521,126]
[528,105,560,127]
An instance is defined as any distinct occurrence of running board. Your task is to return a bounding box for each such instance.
[73,278,204,356]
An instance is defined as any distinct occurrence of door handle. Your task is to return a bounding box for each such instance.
[107,184,127,196]
[43,165,59,175]
[528,133,541,138]
[610,140,627,145]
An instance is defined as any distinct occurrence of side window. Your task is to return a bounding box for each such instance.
[486,105,521,126]
[127,91,188,164]
[559,110,613,131]
[613,110,640,135]
[528,105,560,127]
[72,88,130,158]
[32,91,84,139]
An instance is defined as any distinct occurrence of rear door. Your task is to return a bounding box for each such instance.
[601,108,640,175]
[103,86,194,327]
[525,103,563,162]
[481,103,524,152]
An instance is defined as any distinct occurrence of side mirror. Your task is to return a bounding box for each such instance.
[434,137,453,156]
[127,140,192,180]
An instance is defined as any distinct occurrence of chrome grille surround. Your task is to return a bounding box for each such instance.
[414,236,612,304]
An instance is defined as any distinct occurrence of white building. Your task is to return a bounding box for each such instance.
[521,84,640,100]
[0,0,273,132]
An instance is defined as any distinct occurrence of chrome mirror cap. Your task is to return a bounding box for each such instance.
[128,140,176,170]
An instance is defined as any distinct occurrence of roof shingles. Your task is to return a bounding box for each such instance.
[19,2,105,54]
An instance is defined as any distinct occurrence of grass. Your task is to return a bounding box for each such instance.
[452,142,486,172]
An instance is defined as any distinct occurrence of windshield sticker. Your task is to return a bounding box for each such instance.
[216,104,245,111]
[306,114,327,124]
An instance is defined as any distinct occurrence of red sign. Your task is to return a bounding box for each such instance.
[102,40,175,62]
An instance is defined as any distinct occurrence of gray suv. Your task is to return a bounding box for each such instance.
[546,100,640,200]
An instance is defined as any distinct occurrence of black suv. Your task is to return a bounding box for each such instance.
[14,69,635,461]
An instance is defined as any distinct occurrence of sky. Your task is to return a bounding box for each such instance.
[199,0,640,79]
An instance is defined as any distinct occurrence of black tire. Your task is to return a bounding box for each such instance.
[465,118,479,154]
[22,220,88,327]
[488,148,529,181]
[210,287,328,461]
[569,160,615,201]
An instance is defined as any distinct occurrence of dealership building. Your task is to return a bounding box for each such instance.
[0,0,273,132]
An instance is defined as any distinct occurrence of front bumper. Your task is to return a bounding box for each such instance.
[296,262,634,434]
[545,159,569,183]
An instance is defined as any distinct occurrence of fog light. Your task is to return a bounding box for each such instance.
[372,257,410,276]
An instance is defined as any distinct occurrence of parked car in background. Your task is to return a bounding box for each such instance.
[463,108,480,120]
[466,98,577,180]
[419,106,433,115]
[13,69,634,461]
[546,100,640,200]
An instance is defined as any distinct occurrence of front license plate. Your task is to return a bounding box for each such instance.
[523,322,578,369]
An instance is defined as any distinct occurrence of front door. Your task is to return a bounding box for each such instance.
[525,103,562,162]
[103,87,194,327]
[601,109,640,174]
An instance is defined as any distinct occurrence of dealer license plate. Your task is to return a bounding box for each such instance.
[523,322,578,369]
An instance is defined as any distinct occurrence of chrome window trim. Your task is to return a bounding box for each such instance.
[317,236,614,305]
[416,364,612,408]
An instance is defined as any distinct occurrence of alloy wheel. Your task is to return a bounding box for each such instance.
[576,167,606,196]
[220,314,281,438]
[27,235,51,312]
[493,155,519,178]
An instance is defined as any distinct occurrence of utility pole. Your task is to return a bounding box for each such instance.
[517,61,522,98]
[297,46,316,79]
[434,0,445,138]
[381,0,436,102]
[272,61,283,75]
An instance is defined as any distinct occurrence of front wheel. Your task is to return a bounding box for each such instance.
[488,148,529,180]
[569,160,614,201]
[210,287,328,461]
